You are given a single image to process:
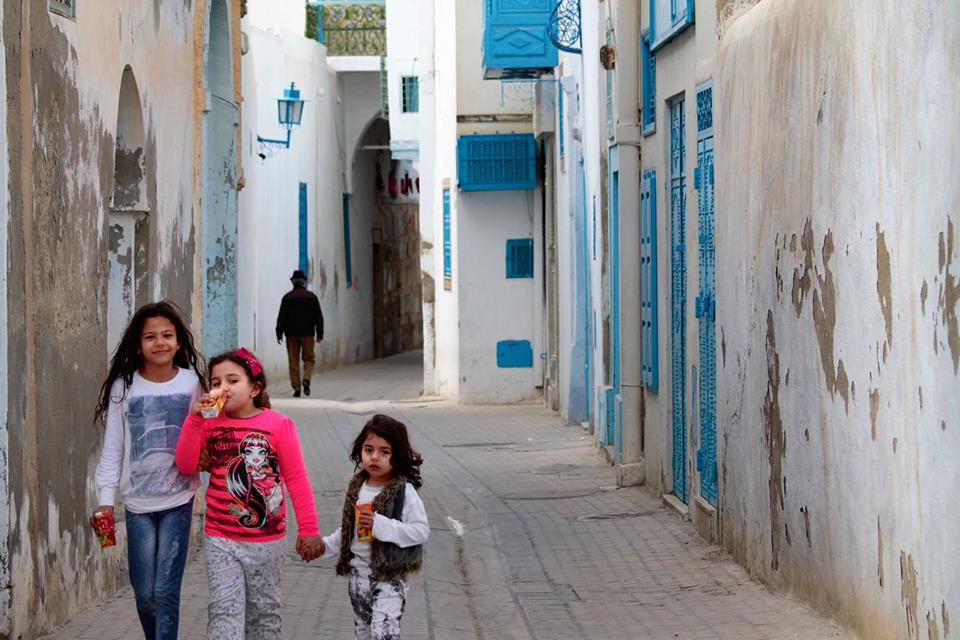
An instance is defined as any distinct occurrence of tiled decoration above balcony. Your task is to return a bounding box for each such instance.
[483,0,558,80]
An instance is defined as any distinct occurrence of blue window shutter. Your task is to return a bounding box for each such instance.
[641,32,656,135]
[457,134,537,191]
[298,183,308,273]
[442,188,452,288]
[497,340,533,367]
[506,238,534,278]
[342,193,352,287]
[651,0,695,51]
[641,170,659,391]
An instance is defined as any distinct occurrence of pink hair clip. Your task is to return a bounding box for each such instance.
[235,347,264,377]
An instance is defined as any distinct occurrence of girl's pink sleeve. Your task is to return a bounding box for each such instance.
[175,413,207,474]
[277,416,320,537]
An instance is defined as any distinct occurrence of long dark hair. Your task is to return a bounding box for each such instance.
[226,432,280,529]
[349,414,423,488]
[207,349,272,409]
[95,300,206,424]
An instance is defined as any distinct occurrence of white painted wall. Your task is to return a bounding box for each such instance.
[385,0,420,153]
[246,0,306,35]
[415,0,438,392]
[717,1,959,638]
[431,0,460,397]
[457,191,540,403]
[340,71,382,192]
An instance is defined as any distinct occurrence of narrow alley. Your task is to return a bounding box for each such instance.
[44,353,850,640]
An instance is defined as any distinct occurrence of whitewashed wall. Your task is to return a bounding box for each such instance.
[717,1,959,638]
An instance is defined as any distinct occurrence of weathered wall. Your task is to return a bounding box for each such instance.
[3,1,241,635]
[717,1,959,638]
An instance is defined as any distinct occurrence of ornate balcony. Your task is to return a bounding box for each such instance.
[483,0,558,80]
[306,1,386,57]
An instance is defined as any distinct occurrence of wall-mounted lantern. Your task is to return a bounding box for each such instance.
[257,82,307,157]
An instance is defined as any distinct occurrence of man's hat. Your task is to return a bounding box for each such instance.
[290,269,307,281]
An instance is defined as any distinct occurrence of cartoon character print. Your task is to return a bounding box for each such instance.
[225,433,283,529]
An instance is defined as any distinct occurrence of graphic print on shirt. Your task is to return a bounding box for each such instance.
[225,432,284,529]
[127,393,193,496]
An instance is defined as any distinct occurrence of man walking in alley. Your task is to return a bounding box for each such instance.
[276,269,324,397]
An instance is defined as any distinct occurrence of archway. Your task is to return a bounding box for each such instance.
[107,66,149,352]
[201,0,239,356]
[352,117,423,359]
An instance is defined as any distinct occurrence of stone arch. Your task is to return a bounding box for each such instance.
[107,66,149,352]
[201,0,239,356]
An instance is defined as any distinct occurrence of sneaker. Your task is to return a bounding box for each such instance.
[303,380,311,396]
[293,389,301,398]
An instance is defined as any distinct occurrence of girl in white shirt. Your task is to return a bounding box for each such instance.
[91,301,207,640]
[321,414,430,640]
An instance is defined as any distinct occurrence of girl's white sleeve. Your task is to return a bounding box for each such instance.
[94,379,126,507]
[322,527,342,558]
[372,483,430,548]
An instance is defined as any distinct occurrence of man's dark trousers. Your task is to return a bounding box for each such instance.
[285,336,316,393]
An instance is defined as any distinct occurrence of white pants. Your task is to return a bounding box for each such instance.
[205,535,285,640]
[347,556,408,640]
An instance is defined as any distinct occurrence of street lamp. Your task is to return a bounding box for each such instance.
[257,82,307,157]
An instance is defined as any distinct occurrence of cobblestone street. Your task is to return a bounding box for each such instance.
[44,353,855,640]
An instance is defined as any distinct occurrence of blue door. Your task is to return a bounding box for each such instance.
[608,148,621,455]
[695,82,717,506]
[669,97,688,502]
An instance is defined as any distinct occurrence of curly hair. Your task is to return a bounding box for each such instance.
[349,414,423,488]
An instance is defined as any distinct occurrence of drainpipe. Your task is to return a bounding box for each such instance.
[611,0,644,486]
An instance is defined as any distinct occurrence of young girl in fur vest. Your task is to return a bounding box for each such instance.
[321,414,430,640]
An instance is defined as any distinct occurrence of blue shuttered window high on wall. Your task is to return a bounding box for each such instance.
[641,32,656,135]
[506,238,534,278]
[483,0,558,80]
[442,188,452,290]
[641,170,659,392]
[457,134,537,191]
[299,183,308,273]
[650,0,695,52]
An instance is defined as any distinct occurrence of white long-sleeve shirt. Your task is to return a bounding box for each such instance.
[322,480,429,560]
[94,368,202,513]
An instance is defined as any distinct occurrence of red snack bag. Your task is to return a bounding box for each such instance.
[92,509,116,548]
[355,503,374,542]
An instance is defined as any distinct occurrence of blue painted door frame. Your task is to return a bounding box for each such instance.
[608,146,622,459]
[695,81,717,506]
[669,96,688,502]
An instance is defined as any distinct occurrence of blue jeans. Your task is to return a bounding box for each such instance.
[125,498,194,640]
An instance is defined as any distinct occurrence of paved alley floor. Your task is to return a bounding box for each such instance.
[45,352,856,640]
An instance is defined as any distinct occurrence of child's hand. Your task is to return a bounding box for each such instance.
[190,394,212,415]
[357,508,375,531]
[296,535,325,562]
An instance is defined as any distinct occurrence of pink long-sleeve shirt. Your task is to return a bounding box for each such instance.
[175,409,319,542]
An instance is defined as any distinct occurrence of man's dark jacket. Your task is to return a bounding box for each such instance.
[276,286,324,341]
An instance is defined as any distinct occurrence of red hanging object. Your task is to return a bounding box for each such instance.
[388,175,398,199]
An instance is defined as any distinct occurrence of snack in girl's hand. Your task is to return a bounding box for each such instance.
[91,508,116,548]
[355,503,374,542]
[201,389,227,419]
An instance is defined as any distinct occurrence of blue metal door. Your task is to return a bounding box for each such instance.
[608,149,621,454]
[669,97,688,502]
[695,82,717,506]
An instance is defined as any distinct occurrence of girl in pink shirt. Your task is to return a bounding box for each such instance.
[175,348,323,640]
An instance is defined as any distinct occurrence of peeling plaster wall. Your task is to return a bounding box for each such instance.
[716,1,959,637]
[2,1,240,635]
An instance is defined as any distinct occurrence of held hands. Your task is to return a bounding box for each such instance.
[296,535,325,562]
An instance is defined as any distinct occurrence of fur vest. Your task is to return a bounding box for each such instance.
[335,471,424,581]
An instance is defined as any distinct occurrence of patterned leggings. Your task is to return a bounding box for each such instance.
[347,556,408,640]
[204,535,286,640]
